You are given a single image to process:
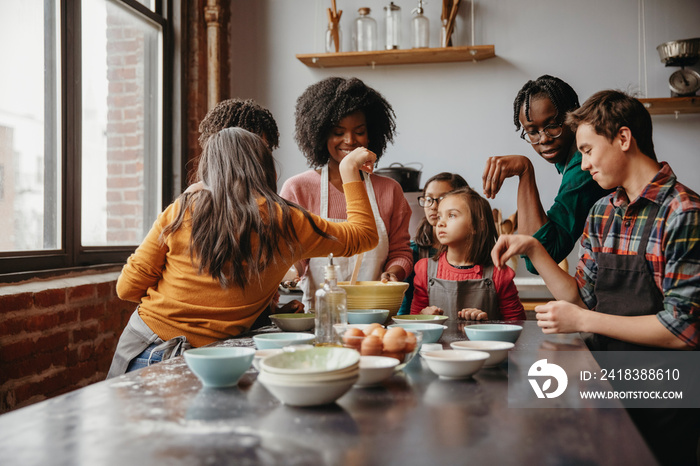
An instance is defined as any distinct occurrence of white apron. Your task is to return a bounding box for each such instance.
[300,165,390,310]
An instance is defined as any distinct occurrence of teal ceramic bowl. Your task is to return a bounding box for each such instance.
[388,323,447,344]
[184,347,255,388]
[253,332,315,349]
[347,309,390,325]
[463,324,523,343]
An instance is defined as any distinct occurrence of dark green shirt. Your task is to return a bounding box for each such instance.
[398,241,437,315]
[525,151,611,274]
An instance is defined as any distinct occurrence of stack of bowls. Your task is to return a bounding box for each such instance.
[337,281,409,317]
[257,346,360,407]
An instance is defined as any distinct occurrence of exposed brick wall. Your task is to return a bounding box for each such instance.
[0,274,133,414]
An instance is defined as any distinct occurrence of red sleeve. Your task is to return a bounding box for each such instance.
[410,258,430,314]
[493,265,526,320]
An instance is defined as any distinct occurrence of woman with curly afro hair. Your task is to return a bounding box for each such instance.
[280,77,413,310]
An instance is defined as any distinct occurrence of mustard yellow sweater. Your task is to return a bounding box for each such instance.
[116,181,378,347]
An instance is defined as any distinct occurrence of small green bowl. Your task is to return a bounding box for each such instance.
[392,314,449,325]
[184,347,255,388]
[270,313,315,332]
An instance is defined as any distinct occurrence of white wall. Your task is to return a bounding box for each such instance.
[228,0,700,275]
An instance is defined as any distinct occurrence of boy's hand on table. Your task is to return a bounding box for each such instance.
[535,300,584,334]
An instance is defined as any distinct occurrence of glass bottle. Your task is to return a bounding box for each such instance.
[353,7,377,51]
[325,22,342,53]
[314,254,347,346]
[411,0,429,48]
[384,2,401,50]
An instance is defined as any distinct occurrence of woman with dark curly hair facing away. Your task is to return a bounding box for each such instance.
[280,77,413,310]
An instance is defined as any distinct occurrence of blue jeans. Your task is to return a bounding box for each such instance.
[126,342,164,373]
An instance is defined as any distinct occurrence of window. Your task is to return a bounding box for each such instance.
[0,0,172,278]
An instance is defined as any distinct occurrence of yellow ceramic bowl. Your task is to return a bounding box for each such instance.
[337,281,409,317]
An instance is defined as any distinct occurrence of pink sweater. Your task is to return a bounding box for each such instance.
[410,253,525,320]
[280,169,413,279]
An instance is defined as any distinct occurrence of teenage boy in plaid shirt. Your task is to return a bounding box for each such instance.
[492,90,699,465]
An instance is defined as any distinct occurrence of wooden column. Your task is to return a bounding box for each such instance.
[204,0,221,110]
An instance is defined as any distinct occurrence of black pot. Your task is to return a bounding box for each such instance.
[375,163,423,192]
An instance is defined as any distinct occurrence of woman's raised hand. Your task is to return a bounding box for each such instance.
[482,155,531,199]
[339,147,376,183]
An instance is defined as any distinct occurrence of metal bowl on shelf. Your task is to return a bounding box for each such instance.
[656,38,700,67]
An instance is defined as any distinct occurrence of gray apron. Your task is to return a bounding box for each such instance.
[587,202,663,352]
[427,259,500,320]
[107,309,191,379]
[588,201,699,465]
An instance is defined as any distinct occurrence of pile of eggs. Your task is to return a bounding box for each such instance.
[342,323,417,361]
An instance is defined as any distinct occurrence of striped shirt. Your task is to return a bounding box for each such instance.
[575,162,700,348]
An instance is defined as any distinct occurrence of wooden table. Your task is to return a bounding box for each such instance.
[0,321,657,465]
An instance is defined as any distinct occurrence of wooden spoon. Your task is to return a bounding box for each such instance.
[350,252,364,285]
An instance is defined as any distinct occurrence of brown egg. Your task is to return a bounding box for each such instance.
[383,327,407,352]
[404,331,417,352]
[370,327,387,339]
[363,323,383,336]
[360,334,383,356]
[343,327,364,351]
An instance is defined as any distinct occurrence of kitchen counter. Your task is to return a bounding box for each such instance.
[0,321,657,465]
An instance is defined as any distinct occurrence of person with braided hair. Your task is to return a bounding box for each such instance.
[482,75,610,274]
[280,77,413,311]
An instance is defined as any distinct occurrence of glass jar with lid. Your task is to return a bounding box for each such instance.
[353,7,377,51]
[384,2,401,50]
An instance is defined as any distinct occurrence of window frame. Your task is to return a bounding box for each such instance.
[0,0,175,281]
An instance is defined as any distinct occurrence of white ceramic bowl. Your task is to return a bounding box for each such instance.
[355,356,400,387]
[269,313,315,332]
[421,349,489,379]
[253,348,284,371]
[260,346,360,376]
[257,371,357,407]
[419,343,443,357]
[184,347,255,388]
[450,340,514,367]
[253,332,315,349]
[463,324,523,343]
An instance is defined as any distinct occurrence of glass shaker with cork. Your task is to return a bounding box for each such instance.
[353,7,377,51]
[314,254,347,346]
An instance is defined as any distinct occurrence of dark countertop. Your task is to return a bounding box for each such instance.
[0,320,657,466]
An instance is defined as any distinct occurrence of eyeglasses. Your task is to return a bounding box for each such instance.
[520,122,564,144]
[418,196,444,207]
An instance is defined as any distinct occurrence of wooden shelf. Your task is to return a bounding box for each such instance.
[295,45,496,68]
[639,96,700,115]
